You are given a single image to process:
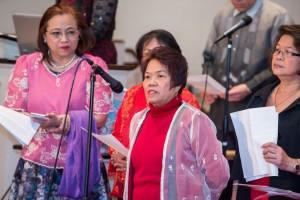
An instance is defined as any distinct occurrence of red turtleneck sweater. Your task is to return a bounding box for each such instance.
[129,96,182,200]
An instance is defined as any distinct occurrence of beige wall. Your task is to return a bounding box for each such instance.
[114,0,300,75]
[0,0,299,74]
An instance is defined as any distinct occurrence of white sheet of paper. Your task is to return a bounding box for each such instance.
[234,183,300,199]
[187,74,225,95]
[230,106,278,182]
[92,133,128,157]
[0,105,40,145]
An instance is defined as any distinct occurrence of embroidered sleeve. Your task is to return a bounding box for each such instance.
[4,56,29,110]
[85,56,113,114]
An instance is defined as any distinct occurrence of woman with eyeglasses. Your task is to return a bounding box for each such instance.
[4,5,112,199]
[232,25,300,200]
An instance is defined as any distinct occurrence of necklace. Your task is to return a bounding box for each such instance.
[49,53,77,69]
[274,86,299,107]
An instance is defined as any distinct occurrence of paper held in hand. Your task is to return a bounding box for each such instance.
[92,133,128,157]
[187,74,225,95]
[0,105,40,145]
[230,106,278,182]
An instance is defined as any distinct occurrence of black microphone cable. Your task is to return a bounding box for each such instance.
[46,58,90,200]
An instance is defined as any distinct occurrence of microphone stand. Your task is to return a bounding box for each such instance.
[222,35,233,156]
[84,72,96,199]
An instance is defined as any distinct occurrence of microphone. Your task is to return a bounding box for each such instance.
[85,58,124,93]
[214,15,252,44]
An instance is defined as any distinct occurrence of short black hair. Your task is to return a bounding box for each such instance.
[135,29,181,64]
[142,46,188,94]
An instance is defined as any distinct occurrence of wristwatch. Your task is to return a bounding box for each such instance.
[294,159,300,174]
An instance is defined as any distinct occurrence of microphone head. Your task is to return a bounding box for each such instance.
[84,58,124,93]
[242,15,252,26]
[112,83,124,94]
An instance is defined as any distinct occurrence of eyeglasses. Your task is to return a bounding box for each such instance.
[47,29,79,40]
[271,48,300,58]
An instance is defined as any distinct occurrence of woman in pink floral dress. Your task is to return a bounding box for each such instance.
[4,5,112,199]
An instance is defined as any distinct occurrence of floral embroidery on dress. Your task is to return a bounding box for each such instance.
[25,143,39,156]
[33,134,45,146]
[88,89,112,112]
[102,91,112,104]
[40,148,53,164]
[80,61,86,71]
[12,77,28,91]
[5,94,19,107]
[19,77,29,91]
[95,81,100,88]
[56,77,61,87]
[101,78,110,86]
[53,133,63,140]
[50,144,66,159]
[87,82,91,94]
[32,55,42,70]
[6,67,29,108]
[94,96,106,111]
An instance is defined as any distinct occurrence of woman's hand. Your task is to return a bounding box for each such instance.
[31,113,71,134]
[219,84,251,102]
[111,151,127,172]
[262,142,295,173]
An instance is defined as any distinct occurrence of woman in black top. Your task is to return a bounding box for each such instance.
[232,25,300,200]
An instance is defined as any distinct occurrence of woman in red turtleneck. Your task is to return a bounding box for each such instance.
[108,29,200,200]
[123,46,230,200]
